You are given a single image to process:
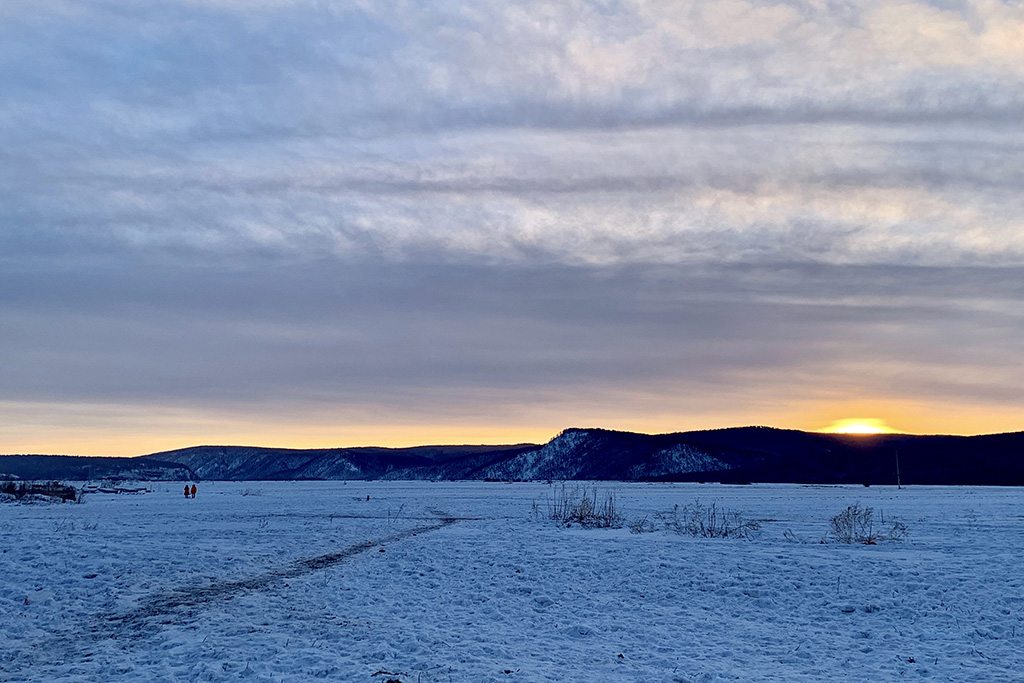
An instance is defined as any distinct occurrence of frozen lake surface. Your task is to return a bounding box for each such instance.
[1,481,1022,682]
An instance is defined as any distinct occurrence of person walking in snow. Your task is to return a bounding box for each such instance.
[190,484,197,498]
[184,484,190,498]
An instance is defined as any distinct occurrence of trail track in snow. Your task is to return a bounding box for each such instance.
[105,516,461,636]
[2,515,463,680]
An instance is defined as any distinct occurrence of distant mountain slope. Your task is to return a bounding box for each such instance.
[641,427,1024,485]
[141,444,537,481]
[473,428,732,481]
[132,426,1024,484]
[4,427,1023,484]
[0,455,193,481]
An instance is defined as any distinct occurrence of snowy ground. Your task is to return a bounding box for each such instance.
[1,481,1022,682]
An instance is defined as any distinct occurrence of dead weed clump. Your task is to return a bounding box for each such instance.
[547,485,624,529]
[828,503,907,544]
[657,500,761,539]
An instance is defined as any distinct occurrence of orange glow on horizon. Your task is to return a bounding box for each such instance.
[6,397,1023,457]
[820,418,897,435]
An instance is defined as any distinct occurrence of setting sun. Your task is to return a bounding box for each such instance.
[821,418,896,435]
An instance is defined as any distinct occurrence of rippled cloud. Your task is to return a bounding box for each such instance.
[2,0,1023,451]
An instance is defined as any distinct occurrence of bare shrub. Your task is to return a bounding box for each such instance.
[548,485,624,529]
[628,516,657,534]
[829,503,907,544]
[657,500,761,539]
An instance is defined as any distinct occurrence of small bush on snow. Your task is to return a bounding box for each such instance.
[548,485,624,529]
[657,500,761,539]
[828,503,907,544]
[628,515,657,534]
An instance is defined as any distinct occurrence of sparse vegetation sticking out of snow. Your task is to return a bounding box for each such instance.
[828,503,907,544]
[560,495,763,538]
[656,500,762,539]
[547,485,624,528]
[628,515,657,534]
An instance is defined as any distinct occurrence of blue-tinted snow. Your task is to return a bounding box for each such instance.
[1,482,1021,681]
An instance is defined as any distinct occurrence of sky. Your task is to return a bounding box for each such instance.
[3,0,1024,455]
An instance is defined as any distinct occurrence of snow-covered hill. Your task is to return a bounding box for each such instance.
[5,427,1024,484]
[473,428,731,481]
[141,444,537,481]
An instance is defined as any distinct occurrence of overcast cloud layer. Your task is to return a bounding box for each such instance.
[3,0,1024,453]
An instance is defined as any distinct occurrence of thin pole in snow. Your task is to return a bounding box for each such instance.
[895,448,902,490]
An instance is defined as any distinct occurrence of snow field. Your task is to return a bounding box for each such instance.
[1,482,1022,682]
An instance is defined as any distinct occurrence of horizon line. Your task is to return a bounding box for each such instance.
[5,423,1023,459]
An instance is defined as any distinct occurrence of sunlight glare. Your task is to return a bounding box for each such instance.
[822,418,895,435]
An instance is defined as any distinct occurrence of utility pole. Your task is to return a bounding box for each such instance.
[895,448,902,490]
